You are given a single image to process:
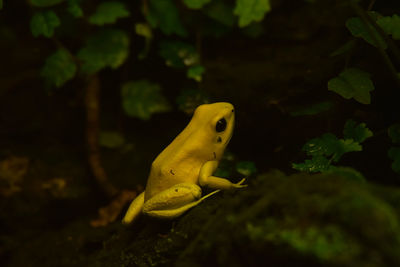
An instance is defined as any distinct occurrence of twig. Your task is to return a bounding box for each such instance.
[85,75,118,198]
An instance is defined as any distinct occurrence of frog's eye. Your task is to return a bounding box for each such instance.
[216,118,227,132]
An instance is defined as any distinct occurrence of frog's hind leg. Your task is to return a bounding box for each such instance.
[143,183,220,219]
[122,191,145,224]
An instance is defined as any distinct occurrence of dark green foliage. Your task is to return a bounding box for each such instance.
[146,0,187,37]
[41,49,76,87]
[328,68,375,104]
[67,0,83,17]
[88,1,130,25]
[176,89,209,114]
[0,0,3,9]
[121,80,171,120]
[234,0,271,27]
[30,11,60,38]
[77,29,129,74]
[343,119,373,143]
[377,14,400,40]
[293,120,372,173]
[158,41,198,68]
[183,0,211,9]
[346,15,387,49]
[30,0,65,7]
[186,65,205,82]
[388,124,400,174]
[204,1,235,27]
[388,124,400,143]
[236,161,257,176]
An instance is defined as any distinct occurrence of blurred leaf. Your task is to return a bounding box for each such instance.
[204,1,235,27]
[377,14,400,40]
[41,49,76,88]
[187,65,205,82]
[303,133,339,157]
[292,156,330,173]
[147,0,187,37]
[159,41,198,68]
[346,17,387,49]
[121,80,171,120]
[303,133,362,162]
[388,147,400,174]
[89,1,130,25]
[176,89,209,114]
[135,23,153,59]
[388,124,400,144]
[343,120,373,143]
[68,0,83,17]
[183,0,211,9]
[236,161,257,176]
[241,22,264,38]
[30,0,64,7]
[324,166,366,183]
[77,29,129,74]
[0,0,3,9]
[30,11,60,38]
[330,40,356,57]
[99,131,125,148]
[290,101,333,116]
[234,0,271,27]
[328,68,374,104]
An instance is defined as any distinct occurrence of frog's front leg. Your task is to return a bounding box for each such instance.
[142,183,219,219]
[199,161,247,190]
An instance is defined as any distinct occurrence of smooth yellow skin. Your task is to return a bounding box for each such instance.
[122,102,246,224]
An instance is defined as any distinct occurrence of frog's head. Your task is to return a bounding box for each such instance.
[192,102,235,159]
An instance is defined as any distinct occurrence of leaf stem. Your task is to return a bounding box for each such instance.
[350,1,400,88]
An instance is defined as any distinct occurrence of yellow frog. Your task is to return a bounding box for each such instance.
[122,102,246,224]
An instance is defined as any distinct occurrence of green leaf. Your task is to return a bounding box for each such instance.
[187,65,205,82]
[343,119,373,143]
[30,11,60,38]
[68,0,83,18]
[89,1,130,25]
[290,101,333,116]
[236,161,257,176]
[41,49,76,88]
[135,23,153,59]
[388,124,400,144]
[30,0,64,7]
[77,29,129,74]
[234,0,271,27]
[158,41,198,68]
[377,14,400,40]
[0,0,3,10]
[121,80,171,120]
[388,147,400,174]
[176,89,209,114]
[328,68,375,104]
[183,0,211,9]
[99,131,125,148]
[292,156,331,173]
[204,2,235,27]
[303,133,339,157]
[332,139,362,162]
[147,0,187,37]
[345,16,387,49]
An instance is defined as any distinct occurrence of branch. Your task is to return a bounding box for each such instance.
[85,75,118,198]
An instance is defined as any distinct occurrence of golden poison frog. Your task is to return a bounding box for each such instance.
[122,102,246,224]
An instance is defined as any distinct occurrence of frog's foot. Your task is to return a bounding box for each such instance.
[232,178,248,189]
[143,183,216,219]
[122,191,145,224]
